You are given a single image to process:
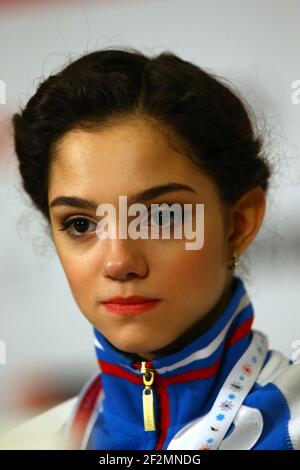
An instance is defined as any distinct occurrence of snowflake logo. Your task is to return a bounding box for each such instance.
[241,363,253,376]
[216,413,225,421]
[219,400,233,411]
[230,381,243,392]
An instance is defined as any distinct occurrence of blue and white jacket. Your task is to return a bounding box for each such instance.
[2,275,299,450]
[61,275,300,450]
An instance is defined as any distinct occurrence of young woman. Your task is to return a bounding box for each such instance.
[8,48,300,450]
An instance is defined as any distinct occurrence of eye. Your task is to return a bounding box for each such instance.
[144,205,185,228]
[150,209,174,227]
[58,217,97,239]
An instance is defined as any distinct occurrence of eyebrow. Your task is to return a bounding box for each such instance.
[49,182,197,210]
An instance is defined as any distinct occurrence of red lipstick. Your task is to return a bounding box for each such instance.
[102,296,161,316]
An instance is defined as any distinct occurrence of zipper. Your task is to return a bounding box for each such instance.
[133,360,157,431]
[141,361,156,431]
[133,360,170,449]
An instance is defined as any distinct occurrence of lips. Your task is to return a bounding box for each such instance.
[102,296,161,316]
[102,296,159,304]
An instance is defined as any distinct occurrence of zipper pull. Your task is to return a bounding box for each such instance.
[140,361,156,431]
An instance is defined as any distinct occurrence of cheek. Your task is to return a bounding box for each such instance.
[162,249,209,292]
[57,250,95,308]
[155,220,226,301]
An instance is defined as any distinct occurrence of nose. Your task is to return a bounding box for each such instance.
[102,238,149,281]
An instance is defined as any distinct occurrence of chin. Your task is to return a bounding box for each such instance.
[110,335,163,357]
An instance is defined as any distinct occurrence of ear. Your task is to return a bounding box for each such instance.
[226,186,266,256]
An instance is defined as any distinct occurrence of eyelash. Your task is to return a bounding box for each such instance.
[58,217,96,240]
[58,204,192,240]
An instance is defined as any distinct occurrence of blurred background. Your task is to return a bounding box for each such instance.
[0,0,299,435]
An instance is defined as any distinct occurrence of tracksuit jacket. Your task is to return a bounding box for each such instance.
[2,275,299,450]
[62,275,300,450]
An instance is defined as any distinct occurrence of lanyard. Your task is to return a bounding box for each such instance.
[193,329,268,450]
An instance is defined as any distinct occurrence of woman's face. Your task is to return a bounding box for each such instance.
[48,118,235,359]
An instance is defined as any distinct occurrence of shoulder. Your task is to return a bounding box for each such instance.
[218,349,300,450]
[246,349,300,450]
[256,349,292,385]
[0,396,78,449]
[256,348,300,412]
[63,370,104,449]
[0,370,103,450]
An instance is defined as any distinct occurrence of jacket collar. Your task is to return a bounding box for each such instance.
[92,275,254,440]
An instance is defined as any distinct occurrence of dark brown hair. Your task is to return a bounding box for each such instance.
[12,47,272,224]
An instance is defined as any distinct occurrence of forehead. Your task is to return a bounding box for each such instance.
[48,119,215,202]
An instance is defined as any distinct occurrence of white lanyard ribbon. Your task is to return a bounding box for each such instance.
[196,329,268,450]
